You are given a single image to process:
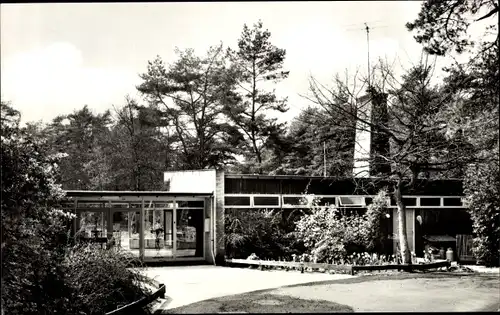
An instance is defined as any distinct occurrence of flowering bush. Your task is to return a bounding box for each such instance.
[294,191,395,264]
[344,252,398,266]
[294,204,370,263]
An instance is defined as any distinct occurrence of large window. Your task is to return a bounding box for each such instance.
[71,196,207,261]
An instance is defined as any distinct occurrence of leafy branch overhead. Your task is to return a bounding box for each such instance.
[406,0,499,56]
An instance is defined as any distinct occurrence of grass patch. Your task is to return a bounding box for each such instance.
[164,293,353,313]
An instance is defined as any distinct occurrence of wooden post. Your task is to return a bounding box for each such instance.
[140,198,145,261]
[128,204,132,239]
[101,204,105,237]
[107,201,113,243]
[73,200,77,239]
[172,198,177,259]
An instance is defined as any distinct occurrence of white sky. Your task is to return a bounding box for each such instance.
[1,1,458,125]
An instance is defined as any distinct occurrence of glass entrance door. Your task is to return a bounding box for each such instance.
[176,208,204,258]
[144,208,174,260]
[111,210,140,257]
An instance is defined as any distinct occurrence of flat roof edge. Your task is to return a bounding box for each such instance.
[223,174,463,181]
[164,169,217,173]
[64,190,213,197]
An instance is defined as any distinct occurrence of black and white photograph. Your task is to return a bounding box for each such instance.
[1,1,499,314]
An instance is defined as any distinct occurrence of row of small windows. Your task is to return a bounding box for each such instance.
[224,195,463,207]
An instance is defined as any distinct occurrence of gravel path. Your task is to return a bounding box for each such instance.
[271,274,500,312]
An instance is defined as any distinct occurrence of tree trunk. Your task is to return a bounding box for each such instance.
[251,56,262,165]
[394,179,412,265]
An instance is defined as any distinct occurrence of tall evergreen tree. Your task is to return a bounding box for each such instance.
[138,44,244,169]
[224,20,290,171]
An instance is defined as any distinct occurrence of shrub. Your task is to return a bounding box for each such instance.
[364,189,391,253]
[294,205,369,263]
[224,209,304,260]
[63,245,154,314]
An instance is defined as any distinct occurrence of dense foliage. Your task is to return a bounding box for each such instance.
[137,45,244,170]
[1,101,153,314]
[364,190,391,253]
[224,191,392,264]
[224,209,305,260]
[275,106,355,177]
[63,245,154,314]
[463,162,500,267]
[294,206,368,263]
[293,193,391,264]
[408,0,499,267]
[1,101,70,314]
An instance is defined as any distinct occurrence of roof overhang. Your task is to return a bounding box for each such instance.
[64,190,213,202]
[65,190,212,196]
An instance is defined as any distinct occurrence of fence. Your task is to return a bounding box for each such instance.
[226,258,451,275]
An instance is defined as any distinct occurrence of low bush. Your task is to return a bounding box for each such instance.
[224,209,305,260]
[225,191,392,264]
[63,244,154,314]
[294,191,393,264]
[290,252,398,266]
[2,231,155,315]
[294,205,369,263]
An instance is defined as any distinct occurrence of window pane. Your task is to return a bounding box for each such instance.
[443,198,462,206]
[339,196,364,206]
[254,196,279,206]
[317,197,337,206]
[225,196,251,206]
[282,196,302,206]
[420,198,441,206]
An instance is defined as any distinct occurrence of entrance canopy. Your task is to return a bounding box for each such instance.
[62,190,214,263]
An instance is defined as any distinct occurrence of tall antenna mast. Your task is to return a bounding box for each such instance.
[364,22,370,89]
[344,22,387,90]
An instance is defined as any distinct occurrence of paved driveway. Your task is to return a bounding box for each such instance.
[141,265,353,310]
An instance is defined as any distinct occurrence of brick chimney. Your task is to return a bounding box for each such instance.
[353,94,372,177]
[353,93,391,178]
